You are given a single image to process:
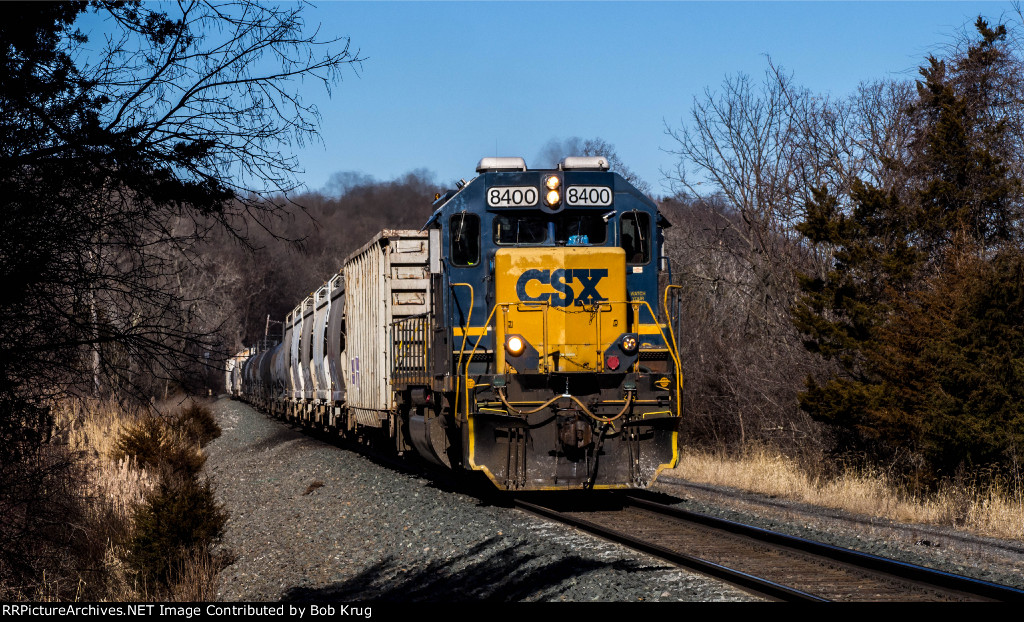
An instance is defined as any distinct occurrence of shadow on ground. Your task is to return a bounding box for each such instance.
[248,426,311,452]
[281,536,670,602]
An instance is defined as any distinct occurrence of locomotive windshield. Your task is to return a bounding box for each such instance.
[492,212,608,246]
[493,214,547,245]
[556,213,607,245]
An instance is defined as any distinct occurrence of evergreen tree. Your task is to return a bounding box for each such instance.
[909,19,1019,261]
[794,18,1024,482]
[794,182,925,462]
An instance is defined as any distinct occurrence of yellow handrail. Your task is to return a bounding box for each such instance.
[462,304,498,421]
[662,284,683,364]
[451,283,474,421]
[649,288,684,417]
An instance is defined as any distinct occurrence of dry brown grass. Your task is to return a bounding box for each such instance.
[671,445,1024,541]
[167,549,221,602]
[55,399,156,524]
[42,397,221,601]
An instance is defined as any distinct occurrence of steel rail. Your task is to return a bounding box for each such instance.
[515,494,1024,602]
[514,498,826,602]
[624,494,1024,602]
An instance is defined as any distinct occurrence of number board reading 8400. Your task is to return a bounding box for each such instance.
[566,186,612,207]
[488,186,538,208]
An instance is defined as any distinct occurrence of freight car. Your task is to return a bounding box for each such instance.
[232,156,683,490]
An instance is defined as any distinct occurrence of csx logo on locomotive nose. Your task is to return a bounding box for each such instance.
[515,269,608,307]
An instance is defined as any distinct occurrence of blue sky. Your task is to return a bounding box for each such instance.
[295,1,1016,196]
[94,1,1022,197]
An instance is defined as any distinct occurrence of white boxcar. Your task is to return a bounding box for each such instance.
[343,230,430,427]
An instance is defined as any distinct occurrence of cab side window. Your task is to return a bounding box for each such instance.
[620,212,650,264]
[449,213,480,267]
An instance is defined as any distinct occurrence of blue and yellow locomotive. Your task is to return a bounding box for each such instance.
[231,155,682,491]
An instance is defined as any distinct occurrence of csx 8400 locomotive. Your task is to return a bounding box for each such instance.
[228,156,682,490]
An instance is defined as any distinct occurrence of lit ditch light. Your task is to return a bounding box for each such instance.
[503,334,539,372]
[506,335,526,356]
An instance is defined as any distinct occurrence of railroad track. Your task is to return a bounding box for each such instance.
[514,492,1024,602]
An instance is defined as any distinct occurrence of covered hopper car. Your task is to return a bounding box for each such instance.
[231,156,683,490]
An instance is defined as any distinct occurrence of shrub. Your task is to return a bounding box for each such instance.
[173,403,221,448]
[128,476,227,587]
[112,416,205,477]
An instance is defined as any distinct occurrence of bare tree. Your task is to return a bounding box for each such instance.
[200,169,444,351]
[665,63,918,267]
[0,1,359,593]
[660,193,823,451]
[3,1,361,392]
[662,67,836,451]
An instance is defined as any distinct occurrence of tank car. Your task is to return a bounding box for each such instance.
[229,155,682,491]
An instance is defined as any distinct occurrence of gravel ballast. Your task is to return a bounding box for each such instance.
[206,398,753,602]
[207,397,1024,602]
[652,476,1024,591]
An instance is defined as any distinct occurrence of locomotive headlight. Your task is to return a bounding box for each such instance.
[545,189,561,206]
[506,335,525,356]
[545,175,560,190]
[620,334,639,354]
